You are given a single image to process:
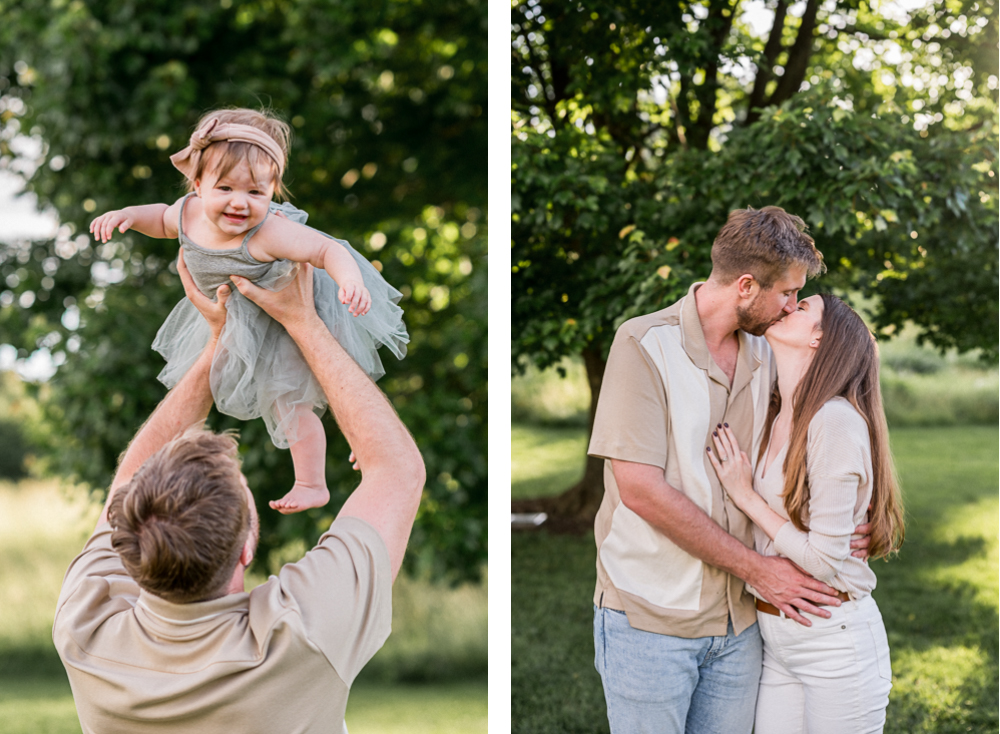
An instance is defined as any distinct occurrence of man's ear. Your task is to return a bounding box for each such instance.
[736,274,757,300]
[239,541,254,568]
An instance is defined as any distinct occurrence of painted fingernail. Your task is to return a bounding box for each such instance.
[713,430,718,436]
[724,423,729,427]
[717,423,722,428]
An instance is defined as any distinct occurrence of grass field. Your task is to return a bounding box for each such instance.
[0,479,486,733]
[511,424,999,734]
[0,677,488,734]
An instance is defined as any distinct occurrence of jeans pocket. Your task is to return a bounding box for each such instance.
[867,619,892,681]
[593,605,604,675]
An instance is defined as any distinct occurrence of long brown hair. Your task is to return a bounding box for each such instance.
[756,293,904,559]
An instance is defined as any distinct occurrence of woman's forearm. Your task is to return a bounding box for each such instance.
[771,474,861,582]
[734,490,789,542]
[736,488,846,583]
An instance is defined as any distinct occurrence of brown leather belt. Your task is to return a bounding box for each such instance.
[756,591,851,617]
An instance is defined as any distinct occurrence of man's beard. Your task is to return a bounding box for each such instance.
[736,298,779,336]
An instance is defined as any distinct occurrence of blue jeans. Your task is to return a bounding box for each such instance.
[594,606,762,734]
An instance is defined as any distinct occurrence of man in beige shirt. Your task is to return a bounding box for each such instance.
[53,257,424,734]
[590,207,863,733]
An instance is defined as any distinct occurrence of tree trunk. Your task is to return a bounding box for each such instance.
[746,0,789,126]
[686,0,737,150]
[512,346,607,531]
[769,0,820,106]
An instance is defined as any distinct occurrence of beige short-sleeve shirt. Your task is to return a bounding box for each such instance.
[53,516,391,734]
[589,282,775,638]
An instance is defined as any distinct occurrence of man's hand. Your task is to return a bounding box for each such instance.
[177,250,230,339]
[230,263,319,331]
[851,521,872,560]
[748,555,843,626]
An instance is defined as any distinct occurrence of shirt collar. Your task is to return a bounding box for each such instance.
[679,281,712,371]
[679,281,763,387]
[135,589,249,637]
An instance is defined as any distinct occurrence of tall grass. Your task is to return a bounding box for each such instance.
[0,479,99,677]
[358,570,488,683]
[511,357,589,426]
[881,369,998,426]
[513,337,998,430]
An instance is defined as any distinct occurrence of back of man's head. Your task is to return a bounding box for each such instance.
[711,206,825,288]
[108,429,250,603]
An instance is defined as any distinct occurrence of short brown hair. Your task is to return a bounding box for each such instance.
[187,107,292,200]
[109,429,250,603]
[711,206,825,288]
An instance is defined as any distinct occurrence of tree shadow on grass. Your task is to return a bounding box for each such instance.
[0,643,69,680]
[510,428,999,733]
[512,520,998,734]
[512,533,998,734]
[512,532,609,734]
[877,531,998,734]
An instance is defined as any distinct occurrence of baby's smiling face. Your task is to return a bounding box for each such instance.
[194,160,275,240]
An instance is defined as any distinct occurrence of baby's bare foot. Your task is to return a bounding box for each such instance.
[269,482,330,514]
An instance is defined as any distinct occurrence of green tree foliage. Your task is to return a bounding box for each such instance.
[512,0,998,516]
[0,0,486,580]
[0,372,35,480]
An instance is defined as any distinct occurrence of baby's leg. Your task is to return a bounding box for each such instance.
[270,408,331,514]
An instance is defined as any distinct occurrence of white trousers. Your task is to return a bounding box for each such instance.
[755,594,892,734]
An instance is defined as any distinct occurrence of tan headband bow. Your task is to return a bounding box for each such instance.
[169,117,286,180]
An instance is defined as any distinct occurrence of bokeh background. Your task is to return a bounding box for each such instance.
[0,1,487,731]
[511,1,998,731]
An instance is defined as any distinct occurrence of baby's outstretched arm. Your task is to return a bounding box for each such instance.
[90,201,181,243]
[253,216,373,316]
[321,242,373,316]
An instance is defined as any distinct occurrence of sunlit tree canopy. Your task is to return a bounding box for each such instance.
[0,0,487,581]
[511,0,997,518]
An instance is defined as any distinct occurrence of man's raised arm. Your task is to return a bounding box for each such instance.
[97,252,231,527]
[231,265,424,580]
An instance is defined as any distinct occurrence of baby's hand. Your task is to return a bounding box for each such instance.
[90,210,134,243]
[339,282,372,317]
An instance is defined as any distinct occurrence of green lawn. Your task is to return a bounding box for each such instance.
[0,479,486,732]
[511,424,588,500]
[0,676,487,734]
[512,425,999,734]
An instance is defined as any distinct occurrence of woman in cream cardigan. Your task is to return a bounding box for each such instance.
[708,292,904,734]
